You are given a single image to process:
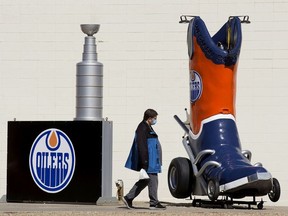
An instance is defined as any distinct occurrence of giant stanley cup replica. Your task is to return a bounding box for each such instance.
[75,24,103,121]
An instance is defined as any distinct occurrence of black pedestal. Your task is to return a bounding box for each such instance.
[7,121,110,204]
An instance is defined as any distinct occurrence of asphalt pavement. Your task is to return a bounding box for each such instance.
[0,201,288,216]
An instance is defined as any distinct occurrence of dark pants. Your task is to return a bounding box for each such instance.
[125,173,159,205]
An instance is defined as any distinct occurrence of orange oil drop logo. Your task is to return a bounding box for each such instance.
[49,131,58,148]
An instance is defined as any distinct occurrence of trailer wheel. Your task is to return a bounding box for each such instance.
[257,201,264,209]
[207,179,219,201]
[168,157,193,198]
[268,178,281,202]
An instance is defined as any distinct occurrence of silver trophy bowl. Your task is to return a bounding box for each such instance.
[80,24,100,36]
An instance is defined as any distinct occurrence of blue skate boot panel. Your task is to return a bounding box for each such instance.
[191,117,270,187]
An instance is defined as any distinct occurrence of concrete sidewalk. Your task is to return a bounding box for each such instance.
[0,201,287,216]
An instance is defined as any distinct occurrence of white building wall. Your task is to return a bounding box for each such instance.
[0,0,287,206]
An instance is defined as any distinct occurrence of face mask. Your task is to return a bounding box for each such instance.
[151,119,157,125]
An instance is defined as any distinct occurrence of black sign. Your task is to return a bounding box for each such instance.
[7,121,103,204]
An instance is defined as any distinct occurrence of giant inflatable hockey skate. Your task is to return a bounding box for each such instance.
[168,16,281,209]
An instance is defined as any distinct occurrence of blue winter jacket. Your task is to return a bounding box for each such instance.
[125,121,162,174]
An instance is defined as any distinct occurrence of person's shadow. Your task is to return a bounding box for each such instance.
[117,201,192,210]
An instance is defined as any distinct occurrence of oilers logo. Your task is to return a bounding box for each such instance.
[190,70,202,102]
[29,129,76,193]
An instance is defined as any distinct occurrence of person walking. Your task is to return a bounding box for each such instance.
[123,109,166,210]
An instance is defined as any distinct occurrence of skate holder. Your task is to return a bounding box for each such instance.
[180,15,251,24]
[229,15,251,24]
[192,197,264,209]
[179,15,197,23]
